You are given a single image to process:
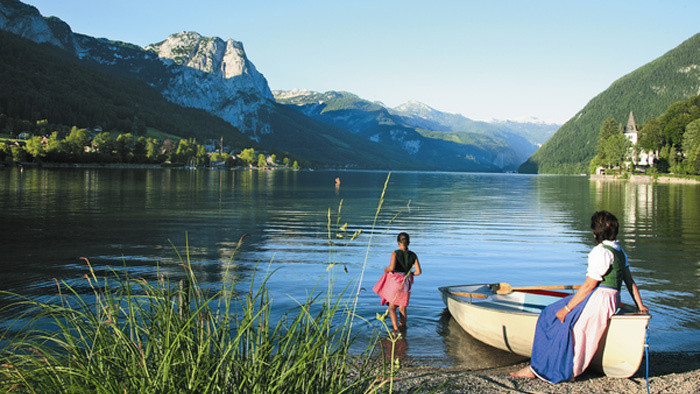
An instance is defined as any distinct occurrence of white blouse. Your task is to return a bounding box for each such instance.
[586,240,629,281]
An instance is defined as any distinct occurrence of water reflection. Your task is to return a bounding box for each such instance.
[0,168,698,362]
[437,310,527,369]
[376,333,409,363]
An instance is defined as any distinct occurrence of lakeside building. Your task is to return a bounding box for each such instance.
[623,111,657,168]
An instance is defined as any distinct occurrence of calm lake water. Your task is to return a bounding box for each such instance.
[1,168,698,367]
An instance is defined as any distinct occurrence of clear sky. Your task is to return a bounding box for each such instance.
[23,0,700,124]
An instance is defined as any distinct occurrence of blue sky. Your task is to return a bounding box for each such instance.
[24,0,700,124]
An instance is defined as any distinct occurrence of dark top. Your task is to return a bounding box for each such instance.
[393,249,417,274]
[600,244,625,290]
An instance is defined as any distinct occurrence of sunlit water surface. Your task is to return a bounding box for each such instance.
[1,168,698,367]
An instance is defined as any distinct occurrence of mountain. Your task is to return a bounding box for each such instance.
[144,32,274,141]
[0,0,413,169]
[0,0,557,171]
[0,28,259,149]
[274,90,518,171]
[391,100,557,146]
[1,0,272,139]
[275,91,560,170]
[389,100,558,163]
[520,33,700,174]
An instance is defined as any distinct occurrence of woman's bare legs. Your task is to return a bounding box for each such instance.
[398,305,407,328]
[388,304,399,331]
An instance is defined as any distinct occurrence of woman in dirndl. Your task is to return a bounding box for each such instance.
[373,232,422,332]
[511,211,649,383]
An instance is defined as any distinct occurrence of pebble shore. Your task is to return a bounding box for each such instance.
[385,352,699,393]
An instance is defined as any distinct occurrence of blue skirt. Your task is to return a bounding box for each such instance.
[530,290,594,383]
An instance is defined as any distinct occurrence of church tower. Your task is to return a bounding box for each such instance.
[624,111,638,145]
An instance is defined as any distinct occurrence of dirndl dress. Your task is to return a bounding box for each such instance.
[373,271,413,307]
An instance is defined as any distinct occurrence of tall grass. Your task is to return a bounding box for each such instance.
[0,243,381,393]
[0,174,416,393]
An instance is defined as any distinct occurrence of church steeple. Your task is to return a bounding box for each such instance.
[625,111,637,134]
[624,111,638,144]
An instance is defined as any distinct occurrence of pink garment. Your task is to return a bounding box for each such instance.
[373,272,414,307]
[571,286,620,377]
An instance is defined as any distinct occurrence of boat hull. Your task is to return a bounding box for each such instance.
[439,284,650,378]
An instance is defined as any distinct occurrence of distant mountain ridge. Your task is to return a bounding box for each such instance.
[388,100,557,161]
[1,0,555,171]
[391,100,556,145]
[275,90,558,170]
[520,32,700,174]
[274,90,514,171]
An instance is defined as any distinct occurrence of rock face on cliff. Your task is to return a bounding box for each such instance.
[145,32,274,141]
[0,0,274,140]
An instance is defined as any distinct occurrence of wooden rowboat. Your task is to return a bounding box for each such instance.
[439,284,651,378]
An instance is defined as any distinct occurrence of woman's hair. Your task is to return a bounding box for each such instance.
[397,232,410,247]
[590,210,619,244]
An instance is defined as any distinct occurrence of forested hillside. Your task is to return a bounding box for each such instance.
[0,30,257,148]
[520,33,700,174]
[638,94,700,174]
[0,29,413,169]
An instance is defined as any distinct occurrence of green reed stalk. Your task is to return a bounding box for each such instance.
[0,249,378,393]
[0,176,406,393]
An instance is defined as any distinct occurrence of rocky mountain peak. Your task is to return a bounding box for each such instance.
[145,31,272,103]
[394,100,436,118]
[0,0,71,50]
[146,31,248,80]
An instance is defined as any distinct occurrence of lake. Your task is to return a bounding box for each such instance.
[0,167,698,367]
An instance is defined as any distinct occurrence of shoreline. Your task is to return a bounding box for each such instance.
[387,351,700,393]
[590,174,700,184]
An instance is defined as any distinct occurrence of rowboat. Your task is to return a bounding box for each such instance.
[438,284,651,378]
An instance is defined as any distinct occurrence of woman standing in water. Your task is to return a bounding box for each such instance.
[373,232,422,332]
[511,210,649,383]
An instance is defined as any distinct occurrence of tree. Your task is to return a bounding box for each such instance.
[283,157,291,167]
[638,117,663,152]
[175,138,198,164]
[663,112,691,149]
[239,148,255,166]
[64,127,90,161]
[10,145,27,162]
[92,132,115,162]
[25,136,47,160]
[0,143,10,163]
[292,160,300,170]
[195,144,208,166]
[593,118,629,170]
[682,118,700,174]
[269,154,277,166]
[44,131,68,162]
[603,133,631,169]
[35,119,49,135]
[211,152,236,167]
[599,118,620,141]
[257,153,267,167]
[116,133,135,162]
[145,138,161,163]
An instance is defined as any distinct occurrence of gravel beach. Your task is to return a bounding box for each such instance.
[383,352,699,393]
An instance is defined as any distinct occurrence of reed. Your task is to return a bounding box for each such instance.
[0,174,409,393]
[0,246,378,393]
